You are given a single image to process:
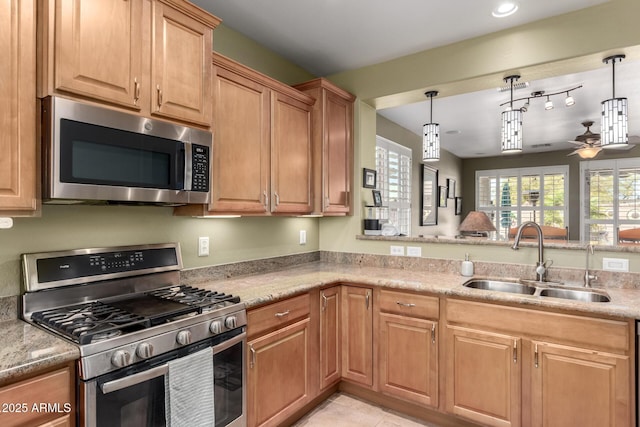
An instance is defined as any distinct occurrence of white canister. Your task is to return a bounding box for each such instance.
[461,253,474,277]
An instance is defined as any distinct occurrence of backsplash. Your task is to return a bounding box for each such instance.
[320,251,640,289]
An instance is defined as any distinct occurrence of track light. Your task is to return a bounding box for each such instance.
[521,99,530,113]
[500,86,582,111]
[544,96,554,110]
[565,92,575,107]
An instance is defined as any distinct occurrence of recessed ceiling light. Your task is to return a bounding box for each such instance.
[492,2,519,18]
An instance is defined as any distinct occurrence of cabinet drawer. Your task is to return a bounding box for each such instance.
[0,366,73,427]
[379,289,439,319]
[247,293,310,338]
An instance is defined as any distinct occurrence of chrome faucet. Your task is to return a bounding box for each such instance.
[511,222,548,282]
[584,244,598,288]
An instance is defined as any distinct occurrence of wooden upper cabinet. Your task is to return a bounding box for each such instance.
[270,91,312,214]
[0,0,37,214]
[52,0,143,109]
[151,1,212,126]
[40,0,219,126]
[294,78,355,215]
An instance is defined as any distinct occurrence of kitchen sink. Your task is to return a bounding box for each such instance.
[463,279,537,295]
[462,279,611,303]
[538,288,611,303]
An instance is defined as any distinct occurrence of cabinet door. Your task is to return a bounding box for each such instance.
[320,287,341,390]
[0,0,36,214]
[247,318,310,427]
[151,1,212,126]
[531,341,631,427]
[270,91,312,214]
[323,90,353,214]
[211,66,270,213]
[54,0,142,109]
[379,313,438,407]
[341,286,373,386]
[445,326,521,427]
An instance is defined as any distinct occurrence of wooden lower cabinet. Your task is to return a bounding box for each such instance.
[341,285,373,387]
[247,317,311,427]
[0,364,75,427]
[531,341,631,427]
[445,326,521,427]
[320,287,341,390]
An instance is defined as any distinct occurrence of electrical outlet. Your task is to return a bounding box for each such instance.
[602,257,629,272]
[198,236,210,257]
[0,218,13,229]
[299,230,307,245]
[407,246,422,257]
[390,245,404,256]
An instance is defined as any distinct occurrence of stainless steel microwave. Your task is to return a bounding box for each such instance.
[41,97,212,205]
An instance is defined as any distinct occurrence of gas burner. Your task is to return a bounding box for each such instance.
[92,330,123,341]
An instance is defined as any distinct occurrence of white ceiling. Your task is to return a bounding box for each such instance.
[191,0,640,158]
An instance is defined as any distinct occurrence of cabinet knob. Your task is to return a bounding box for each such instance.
[157,85,163,108]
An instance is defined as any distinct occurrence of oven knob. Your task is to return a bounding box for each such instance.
[224,316,237,329]
[111,350,132,368]
[210,320,223,334]
[136,342,154,359]
[176,330,192,346]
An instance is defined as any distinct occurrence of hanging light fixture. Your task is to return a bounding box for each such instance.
[501,75,522,153]
[565,91,575,107]
[422,90,440,162]
[544,96,554,110]
[601,54,628,148]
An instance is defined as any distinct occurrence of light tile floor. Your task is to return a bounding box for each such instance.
[292,392,440,427]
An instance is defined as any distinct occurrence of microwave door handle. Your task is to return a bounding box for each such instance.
[183,142,192,191]
[212,331,247,355]
[100,364,168,394]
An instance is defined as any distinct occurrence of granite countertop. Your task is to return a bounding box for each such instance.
[0,320,79,386]
[188,261,640,320]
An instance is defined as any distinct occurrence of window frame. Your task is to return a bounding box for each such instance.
[375,135,412,235]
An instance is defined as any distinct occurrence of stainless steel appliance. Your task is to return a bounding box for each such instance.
[41,96,212,205]
[21,243,246,427]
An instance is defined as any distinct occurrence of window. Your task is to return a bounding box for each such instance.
[580,157,640,244]
[375,136,412,235]
[476,166,569,237]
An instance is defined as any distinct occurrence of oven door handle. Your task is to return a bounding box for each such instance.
[101,364,169,394]
[213,331,247,355]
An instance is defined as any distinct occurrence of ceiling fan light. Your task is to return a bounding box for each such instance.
[423,123,440,161]
[576,146,602,159]
[501,109,522,153]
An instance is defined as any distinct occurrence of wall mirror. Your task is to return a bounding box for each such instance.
[421,165,438,226]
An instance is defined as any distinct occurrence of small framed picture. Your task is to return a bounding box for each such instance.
[438,186,447,208]
[455,197,463,215]
[372,190,383,207]
[446,178,456,199]
[363,168,377,189]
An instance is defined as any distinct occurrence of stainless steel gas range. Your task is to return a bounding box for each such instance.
[21,243,246,427]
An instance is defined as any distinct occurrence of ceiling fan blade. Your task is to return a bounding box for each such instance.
[566,149,580,156]
[567,140,584,145]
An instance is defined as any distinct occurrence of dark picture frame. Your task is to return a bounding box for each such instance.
[446,178,456,199]
[372,190,383,207]
[420,165,438,226]
[455,197,463,215]
[438,186,447,208]
[363,168,377,188]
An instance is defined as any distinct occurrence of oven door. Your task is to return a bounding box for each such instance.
[213,331,246,427]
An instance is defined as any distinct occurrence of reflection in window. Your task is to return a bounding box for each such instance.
[581,158,640,244]
[376,136,412,235]
[476,166,568,238]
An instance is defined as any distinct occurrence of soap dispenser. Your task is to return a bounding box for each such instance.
[461,253,474,277]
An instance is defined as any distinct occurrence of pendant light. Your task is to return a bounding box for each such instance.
[422,90,440,162]
[501,75,523,153]
[601,54,628,148]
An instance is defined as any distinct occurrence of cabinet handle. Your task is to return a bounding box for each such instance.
[274,192,280,206]
[396,301,416,307]
[134,78,140,104]
[513,339,517,364]
[534,343,539,368]
[263,191,269,210]
[249,345,256,369]
[321,292,327,311]
[275,310,290,318]
[157,85,163,108]
[365,291,370,310]
[431,323,436,344]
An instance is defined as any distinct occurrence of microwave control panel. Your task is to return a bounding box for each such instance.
[191,144,210,192]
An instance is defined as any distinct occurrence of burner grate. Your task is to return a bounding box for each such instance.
[32,301,149,344]
[150,285,241,311]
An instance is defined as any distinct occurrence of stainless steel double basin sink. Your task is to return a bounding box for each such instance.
[463,279,611,303]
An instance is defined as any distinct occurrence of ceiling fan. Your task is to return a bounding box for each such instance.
[567,120,601,159]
